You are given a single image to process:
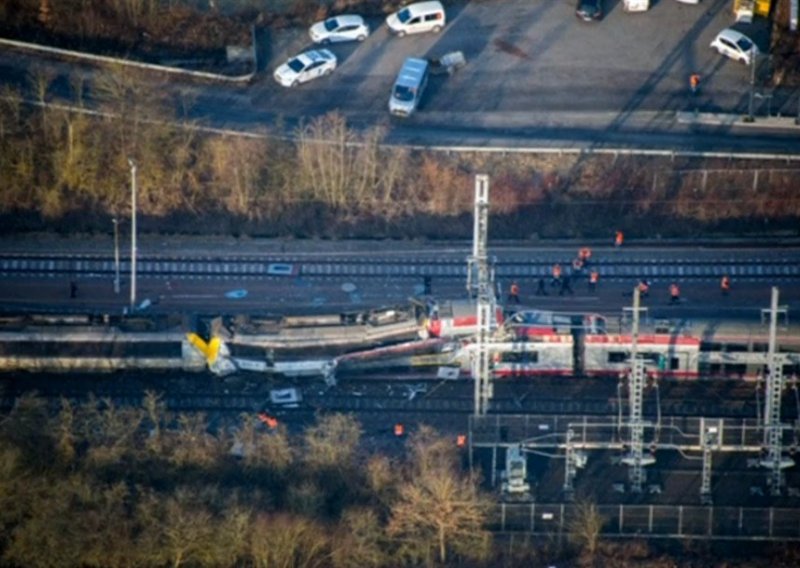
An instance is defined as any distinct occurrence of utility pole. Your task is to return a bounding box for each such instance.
[760,287,794,494]
[747,47,757,122]
[113,217,120,294]
[622,287,654,492]
[128,159,137,311]
[470,174,493,416]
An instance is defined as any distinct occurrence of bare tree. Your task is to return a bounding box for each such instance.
[302,413,362,471]
[248,513,330,568]
[331,507,388,568]
[387,427,492,565]
[136,487,218,567]
[235,413,293,472]
[567,499,605,564]
[164,412,224,469]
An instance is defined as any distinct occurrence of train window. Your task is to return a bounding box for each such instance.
[723,344,747,353]
[753,343,769,353]
[608,352,627,363]
[700,342,723,352]
[501,351,538,364]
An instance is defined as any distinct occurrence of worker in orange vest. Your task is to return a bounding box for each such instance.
[637,279,650,298]
[589,269,599,293]
[615,230,624,248]
[669,282,680,304]
[394,423,405,437]
[689,73,701,94]
[508,281,520,304]
[579,247,592,266]
[257,412,279,429]
[456,434,467,447]
[551,263,562,287]
[721,275,730,296]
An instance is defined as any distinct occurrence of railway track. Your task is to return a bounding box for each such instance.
[0,377,790,420]
[1,252,800,281]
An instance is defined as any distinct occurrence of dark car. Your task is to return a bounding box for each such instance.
[576,0,603,20]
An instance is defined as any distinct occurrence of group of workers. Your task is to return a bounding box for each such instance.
[506,232,733,306]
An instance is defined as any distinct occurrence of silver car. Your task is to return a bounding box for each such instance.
[309,15,369,44]
[273,49,337,87]
[710,28,759,65]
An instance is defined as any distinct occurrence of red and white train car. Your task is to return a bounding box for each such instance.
[583,334,701,378]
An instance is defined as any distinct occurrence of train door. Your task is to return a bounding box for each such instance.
[571,315,584,377]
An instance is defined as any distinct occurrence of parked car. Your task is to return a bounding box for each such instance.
[386,1,446,37]
[710,28,758,64]
[309,15,369,44]
[576,0,603,20]
[273,49,337,87]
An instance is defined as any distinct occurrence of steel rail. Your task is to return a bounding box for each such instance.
[1,253,799,280]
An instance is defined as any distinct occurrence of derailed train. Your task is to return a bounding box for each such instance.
[425,300,800,380]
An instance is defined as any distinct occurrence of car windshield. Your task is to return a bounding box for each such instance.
[393,85,416,102]
[324,18,339,32]
[287,58,305,73]
[735,37,753,52]
[397,8,412,23]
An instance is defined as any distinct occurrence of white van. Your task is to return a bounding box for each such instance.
[386,1,446,37]
[389,57,429,117]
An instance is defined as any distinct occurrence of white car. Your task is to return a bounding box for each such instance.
[273,49,337,87]
[309,15,369,43]
[710,28,759,64]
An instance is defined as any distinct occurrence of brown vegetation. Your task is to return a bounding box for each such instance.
[2,70,800,241]
[1,395,799,566]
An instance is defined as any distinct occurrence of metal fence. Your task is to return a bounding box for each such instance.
[492,503,800,540]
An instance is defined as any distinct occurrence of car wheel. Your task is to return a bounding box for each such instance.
[397,30,406,38]
[357,34,366,42]
[432,25,442,33]
[323,68,333,76]
[739,56,747,64]
[290,80,298,88]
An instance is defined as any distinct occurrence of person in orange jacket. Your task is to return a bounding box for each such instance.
[589,269,599,293]
[669,282,680,304]
[721,275,731,296]
[637,279,650,298]
[615,230,624,248]
[551,263,563,287]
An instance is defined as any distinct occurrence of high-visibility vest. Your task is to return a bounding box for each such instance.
[258,412,278,429]
[553,264,562,278]
[590,271,599,283]
[721,276,730,290]
[690,74,700,88]
[579,247,592,260]
[670,284,680,297]
[510,283,519,295]
[615,231,624,246]
[394,423,405,437]
[638,281,649,293]
[456,435,467,447]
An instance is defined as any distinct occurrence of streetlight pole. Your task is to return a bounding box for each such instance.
[747,47,757,122]
[128,159,137,311]
[113,217,120,294]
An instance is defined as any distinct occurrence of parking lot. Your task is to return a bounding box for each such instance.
[256,0,777,125]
